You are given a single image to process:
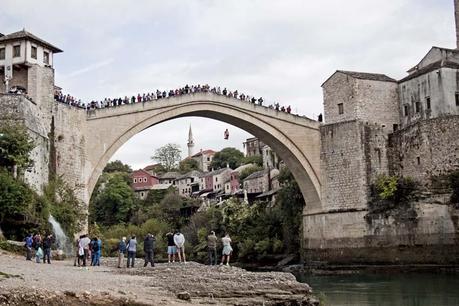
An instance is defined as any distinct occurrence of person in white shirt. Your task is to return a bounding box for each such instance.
[221,233,233,266]
[173,230,186,263]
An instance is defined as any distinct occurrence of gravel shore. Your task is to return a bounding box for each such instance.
[0,250,318,305]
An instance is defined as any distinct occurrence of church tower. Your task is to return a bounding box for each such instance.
[187,125,195,157]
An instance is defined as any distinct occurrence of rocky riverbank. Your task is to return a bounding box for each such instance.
[0,251,318,305]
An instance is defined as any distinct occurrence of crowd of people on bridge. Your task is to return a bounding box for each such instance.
[24,229,233,268]
[53,84,293,115]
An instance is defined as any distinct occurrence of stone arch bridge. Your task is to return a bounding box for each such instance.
[77,92,321,213]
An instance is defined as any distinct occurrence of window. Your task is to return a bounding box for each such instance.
[404,105,409,117]
[13,45,20,57]
[338,103,344,115]
[43,51,49,64]
[456,92,459,106]
[207,157,210,161]
[215,177,218,182]
[0,48,5,60]
[393,124,398,131]
[133,178,137,183]
[426,97,431,110]
[417,156,421,165]
[415,101,421,113]
[144,177,147,182]
[141,192,144,197]
[31,46,37,59]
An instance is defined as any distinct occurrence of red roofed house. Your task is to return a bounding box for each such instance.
[131,169,159,200]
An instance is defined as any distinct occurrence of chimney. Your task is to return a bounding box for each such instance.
[456,0,459,48]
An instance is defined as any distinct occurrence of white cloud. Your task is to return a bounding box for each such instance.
[0,0,455,169]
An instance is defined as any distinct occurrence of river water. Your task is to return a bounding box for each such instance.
[295,272,459,306]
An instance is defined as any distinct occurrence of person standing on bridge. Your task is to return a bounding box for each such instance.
[258,97,263,106]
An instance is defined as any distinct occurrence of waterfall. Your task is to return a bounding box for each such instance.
[48,215,72,255]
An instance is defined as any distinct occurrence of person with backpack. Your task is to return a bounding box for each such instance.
[143,233,155,267]
[24,234,33,261]
[126,235,137,268]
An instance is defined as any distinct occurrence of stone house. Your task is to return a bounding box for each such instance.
[158,171,180,185]
[243,168,280,195]
[243,137,264,157]
[210,168,232,193]
[191,149,216,172]
[131,169,159,200]
[175,170,202,197]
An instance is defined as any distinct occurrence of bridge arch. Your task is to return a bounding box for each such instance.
[84,93,321,211]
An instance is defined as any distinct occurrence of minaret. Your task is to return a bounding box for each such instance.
[187,125,195,157]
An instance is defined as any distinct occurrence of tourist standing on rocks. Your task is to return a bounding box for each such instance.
[78,234,91,267]
[90,237,101,266]
[42,234,53,264]
[220,234,233,266]
[143,233,155,267]
[166,231,176,263]
[24,233,33,261]
[126,235,137,268]
[117,237,127,268]
[173,230,186,263]
[207,231,218,265]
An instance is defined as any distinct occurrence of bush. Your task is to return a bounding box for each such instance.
[254,238,271,256]
[369,175,419,212]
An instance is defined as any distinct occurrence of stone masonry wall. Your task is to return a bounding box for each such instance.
[0,94,50,193]
[53,103,89,206]
[388,115,459,190]
[322,73,357,124]
[319,120,389,212]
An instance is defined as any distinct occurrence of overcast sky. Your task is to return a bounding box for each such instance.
[1,0,455,169]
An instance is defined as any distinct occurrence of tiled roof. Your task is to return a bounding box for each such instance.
[192,149,216,157]
[0,30,63,53]
[322,70,396,87]
[159,171,180,179]
[176,170,203,180]
[399,60,459,83]
[131,169,157,178]
[244,169,268,181]
[336,70,396,82]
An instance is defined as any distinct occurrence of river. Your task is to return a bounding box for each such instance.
[295,272,459,306]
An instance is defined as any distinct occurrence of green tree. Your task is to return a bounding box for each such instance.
[0,122,35,175]
[151,143,182,171]
[91,173,136,226]
[179,158,199,173]
[242,155,263,167]
[0,171,34,223]
[103,160,132,174]
[210,147,244,170]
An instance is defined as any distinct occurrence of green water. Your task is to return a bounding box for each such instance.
[295,273,459,306]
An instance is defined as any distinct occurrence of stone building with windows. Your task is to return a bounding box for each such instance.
[191,149,216,172]
[306,2,459,263]
[130,169,159,200]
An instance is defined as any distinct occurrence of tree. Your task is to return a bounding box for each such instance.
[0,122,35,175]
[0,171,34,223]
[151,143,182,171]
[242,155,263,167]
[91,173,136,226]
[103,160,132,174]
[210,147,244,170]
[179,158,199,173]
